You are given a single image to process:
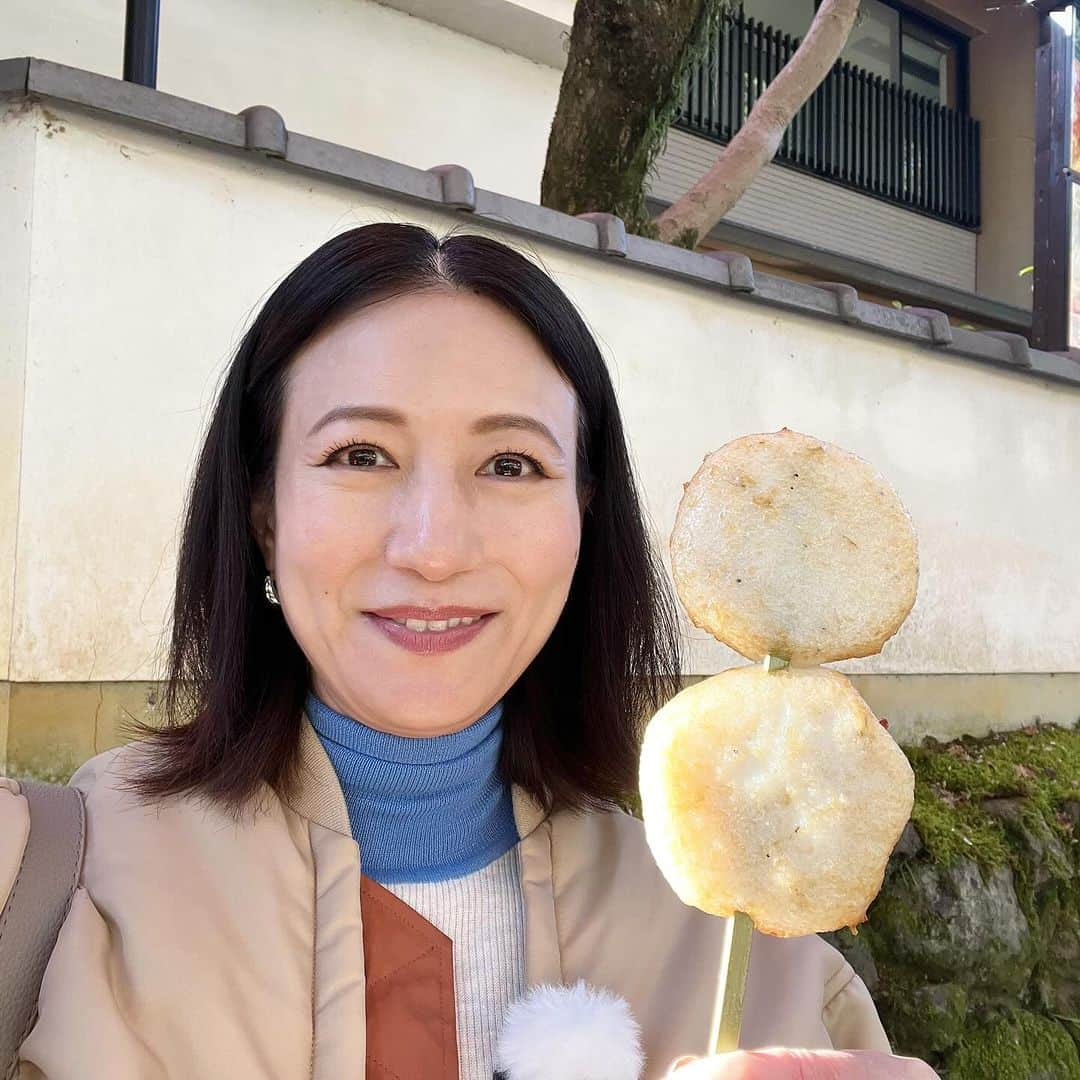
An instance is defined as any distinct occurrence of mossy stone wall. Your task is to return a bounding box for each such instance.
[825,722,1080,1078]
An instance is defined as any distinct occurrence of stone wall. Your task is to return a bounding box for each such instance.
[825,722,1080,1078]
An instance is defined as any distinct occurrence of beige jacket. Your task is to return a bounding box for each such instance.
[2,714,889,1078]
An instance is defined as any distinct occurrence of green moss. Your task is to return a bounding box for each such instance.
[904,722,1080,872]
[906,723,1080,820]
[1057,1015,1080,1058]
[910,778,1011,869]
[862,889,925,955]
[8,761,76,785]
[1035,886,1080,1018]
[671,227,701,250]
[947,1010,1080,1079]
[880,976,968,1057]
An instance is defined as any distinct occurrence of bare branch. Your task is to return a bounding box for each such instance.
[653,0,860,248]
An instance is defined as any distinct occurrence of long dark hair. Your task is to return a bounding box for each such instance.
[124,222,682,818]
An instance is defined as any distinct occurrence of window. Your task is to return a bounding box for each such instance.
[901,22,958,107]
[739,0,816,40]
[741,0,968,109]
[842,0,900,83]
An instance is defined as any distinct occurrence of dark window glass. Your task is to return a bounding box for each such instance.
[902,23,956,105]
[841,0,900,82]
[740,0,815,39]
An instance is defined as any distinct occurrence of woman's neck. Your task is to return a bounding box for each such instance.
[305,693,519,883]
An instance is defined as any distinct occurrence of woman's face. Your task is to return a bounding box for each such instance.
[253,288,584,737]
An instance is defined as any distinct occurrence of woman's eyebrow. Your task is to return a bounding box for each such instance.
[470,413,565,456]
[307,405,565,456]
[306,404,405,438]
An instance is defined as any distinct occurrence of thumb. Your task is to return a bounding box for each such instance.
[668,1056,703,1074]
[666,1048,938,1078]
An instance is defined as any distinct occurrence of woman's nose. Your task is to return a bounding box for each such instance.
[382,471,483,580]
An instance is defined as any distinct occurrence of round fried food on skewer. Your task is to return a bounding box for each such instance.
[670,429,918,666]
[639,665,914,937]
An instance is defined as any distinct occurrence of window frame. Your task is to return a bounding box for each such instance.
[806,0,972,112]
[896,3,971,112]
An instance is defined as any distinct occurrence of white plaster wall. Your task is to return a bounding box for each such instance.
[2,0,123,78]
[2,100,1079,686]
[3,0,563,202]
[0,104,36,681]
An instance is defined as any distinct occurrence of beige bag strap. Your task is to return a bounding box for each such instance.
[0,780,86,1080]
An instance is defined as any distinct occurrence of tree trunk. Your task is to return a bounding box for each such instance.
[653,0,860,248]
[541,0,728,237]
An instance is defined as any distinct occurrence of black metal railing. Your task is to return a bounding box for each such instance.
[675,11,981,229]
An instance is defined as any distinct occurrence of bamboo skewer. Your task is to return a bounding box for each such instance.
[760,653,790,673]
[710,910,754,1054]
[709,654,789,1055]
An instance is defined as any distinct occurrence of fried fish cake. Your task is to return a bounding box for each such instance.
[639,665,914,937]
[670,429,918,666]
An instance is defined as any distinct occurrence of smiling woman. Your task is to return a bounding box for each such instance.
[254,285,589,743]
[2,223,929,1080]
[129,222,673,817]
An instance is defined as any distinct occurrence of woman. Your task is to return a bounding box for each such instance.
[2,223,933,1079]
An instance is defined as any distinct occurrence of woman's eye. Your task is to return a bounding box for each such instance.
[481,454,542,478]
[328,444,393,468]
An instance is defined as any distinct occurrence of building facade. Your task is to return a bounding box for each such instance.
[651,0,1040,331]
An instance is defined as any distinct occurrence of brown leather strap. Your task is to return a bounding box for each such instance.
[0,781,85,1080]
[360,875,459,1080]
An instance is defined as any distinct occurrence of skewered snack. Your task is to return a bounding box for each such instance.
[640,428,918,1050]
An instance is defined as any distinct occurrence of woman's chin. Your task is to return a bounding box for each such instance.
[343,689,500,738]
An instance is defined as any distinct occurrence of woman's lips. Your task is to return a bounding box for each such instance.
[364,612,496,655]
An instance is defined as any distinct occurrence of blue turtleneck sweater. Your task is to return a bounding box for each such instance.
[305,693,520,885]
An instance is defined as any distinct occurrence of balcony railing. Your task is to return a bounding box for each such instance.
[675,11,981,229]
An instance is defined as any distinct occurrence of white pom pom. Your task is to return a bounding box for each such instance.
[494,980,645,1080]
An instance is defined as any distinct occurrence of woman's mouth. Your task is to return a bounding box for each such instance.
[363,611,497,655]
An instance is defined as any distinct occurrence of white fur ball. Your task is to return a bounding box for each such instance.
[494,981,644,1080]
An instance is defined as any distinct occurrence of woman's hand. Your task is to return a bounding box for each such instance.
[667,1048,938,1078]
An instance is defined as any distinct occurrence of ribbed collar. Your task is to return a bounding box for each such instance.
[305,693,520,884]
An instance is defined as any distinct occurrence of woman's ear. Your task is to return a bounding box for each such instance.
[250,496,276,571]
